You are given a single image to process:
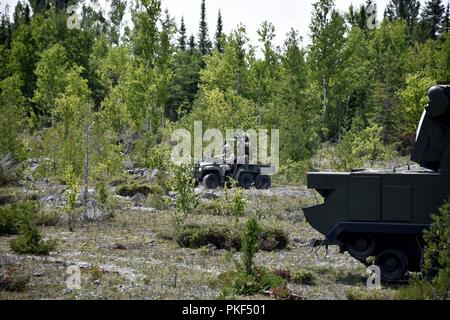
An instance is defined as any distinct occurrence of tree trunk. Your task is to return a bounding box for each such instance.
[83,115,89,220]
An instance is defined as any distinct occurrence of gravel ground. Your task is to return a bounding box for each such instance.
[0,183,399,300]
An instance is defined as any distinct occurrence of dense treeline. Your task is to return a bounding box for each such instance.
[0,0,449,181]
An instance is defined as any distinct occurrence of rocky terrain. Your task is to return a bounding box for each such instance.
[0,164,401,300]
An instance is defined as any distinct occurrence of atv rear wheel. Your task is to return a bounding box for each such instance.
[203,173,220,190]
[238,173,254,189]
[255,175,271,190]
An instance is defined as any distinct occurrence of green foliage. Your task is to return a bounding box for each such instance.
[0,75,25,160]
[291,269,317,285]
[398,199,450,300]
[96,182,119,219]
[176,223,288,252]
[64,164,79,231]
[171,163,199,227]
[276,160,311,185]
[217,267,286,296]
[224,182,247,225]
[331,124,396,171]
[10,222,57,255]
[176,224,239,250]
[396,73,436,147]
[0,201,39,236]
[0,201,57,255]
[242,216,261,275]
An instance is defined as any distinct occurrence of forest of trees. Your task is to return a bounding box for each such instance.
[0,0,449,183]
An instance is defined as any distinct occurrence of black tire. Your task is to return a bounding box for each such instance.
[203,173,220,190]
[238,173,254,189]
[255,175,271,190]
[347,235,376,260]
[375,249,408,282]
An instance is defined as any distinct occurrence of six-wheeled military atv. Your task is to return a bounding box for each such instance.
[194,162,272,190]
[304,85,450,281]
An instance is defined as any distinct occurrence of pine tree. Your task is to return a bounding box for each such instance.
[385,0,421,35]
[444,2,450,33]
[215,10,224,53]
[179,17,187,51]
[188,34,196,53]
[420,0,446,39]
[198,0,211,56]
[109,0,126,46]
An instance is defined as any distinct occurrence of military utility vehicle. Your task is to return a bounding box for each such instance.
[194,162,272,190]
[304,85,450,281]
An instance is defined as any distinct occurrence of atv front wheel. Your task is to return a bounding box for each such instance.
[203,173,220,190]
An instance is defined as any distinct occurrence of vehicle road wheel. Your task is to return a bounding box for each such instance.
[375,249,408,282]
[347,235,376,260]
[255,175,271,190]
[238,173,254,189]
[203,173,220,190]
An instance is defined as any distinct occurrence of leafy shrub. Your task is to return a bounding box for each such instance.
[331,124,396,171]
[242,216,261,275]
[217,267,286,296]
[10,223,57,255]
[0,266,30,292]
[275,159,311,185]
[171,164,199,228]
[224,183,247,225]
[95,182,119,218]
[0,201,39,236]
[397,200,450,300]
[176,224,239,250]
[176,223,288,252]
[291,269,316,285]
[64,164,79,231]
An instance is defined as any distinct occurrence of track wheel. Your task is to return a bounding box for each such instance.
[347,235,376,260]
[375,249,408,282]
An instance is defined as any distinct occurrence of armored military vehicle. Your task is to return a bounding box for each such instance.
[304,85,450,281]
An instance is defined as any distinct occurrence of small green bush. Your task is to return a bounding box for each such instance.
[217,267,286,296]
[176,224,239,250]
[176,224,288,252]
[0,266,30,292]
[242,216,261,275]
[10,224,57,255]
[291,269,317,285]
[0,201,39,236]
[397,199,450,300]
[275,159,311,185]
